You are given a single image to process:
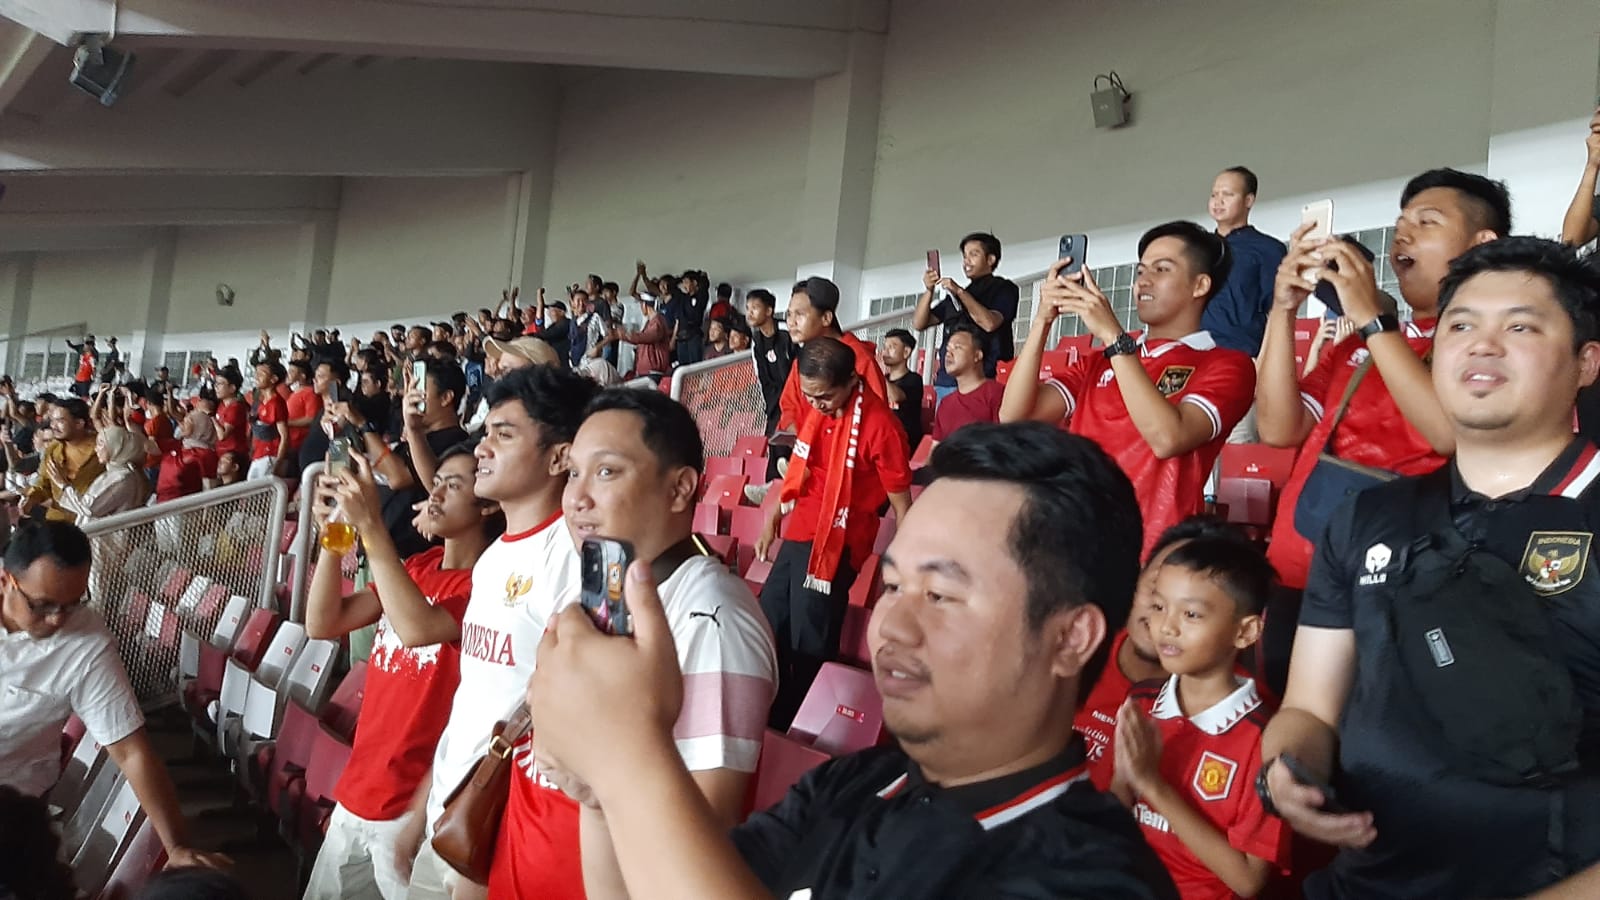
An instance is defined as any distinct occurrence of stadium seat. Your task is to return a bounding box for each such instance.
[872,516,897,556]
[740,455,769,479]
[847,555,881,611]
[704,473,749,510]
[218,621,307,754]
[697,534,739,569]
[239,636,338,769]
[319,661,369,742]
[743,542,781,584]
[181,599,264,737]
[60,713,87,771]
[264,701,323,834]
[732,434,768,459]
[788,662,884,756]
[96,816,166,900]
[996,359,1013,384]
[295,725,354,854]
[1218,443,1297,491]
[749,729,830,814]
[1217,477,1273,528]
[705,456,743,478]
[50,732,110,834]
[729,506,767,546]
[71,778,146,897]
[157,566,191,604]
[1039,350,1072,381]
[692,501,722,537]
[174,575,212,616]
[909,435,935,469]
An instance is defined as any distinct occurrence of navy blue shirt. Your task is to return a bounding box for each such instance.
[1201,225,1287,357]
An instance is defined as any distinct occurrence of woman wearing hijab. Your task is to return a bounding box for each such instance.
[56,425,152,524]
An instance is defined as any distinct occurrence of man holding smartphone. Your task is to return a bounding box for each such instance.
[487,389,777,898]
[912,232,1020,407]
[1261,238,1600,898]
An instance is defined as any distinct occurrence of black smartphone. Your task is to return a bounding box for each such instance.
[580,538,636,636]
[1058,234,1089,276]
[1279,753,1350,814]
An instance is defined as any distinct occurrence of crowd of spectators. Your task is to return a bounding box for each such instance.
[8,110,1600,900]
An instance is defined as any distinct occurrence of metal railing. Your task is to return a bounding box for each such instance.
[79,477,290,707]
[670,351,766,458]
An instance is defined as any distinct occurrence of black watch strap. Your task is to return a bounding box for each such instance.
[1103,333,1138,360]
[1357,314,1400,341]
[1255,756,1282,818]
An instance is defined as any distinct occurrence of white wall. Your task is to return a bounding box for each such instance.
[325,175,518,324]
[28,249,147,336]
[167,225,304,334]
[541,69,812,289]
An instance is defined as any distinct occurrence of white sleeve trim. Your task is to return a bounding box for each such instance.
[1045,378,1076,419]
[1301,391,1325,422]
[1179,394,1223,442]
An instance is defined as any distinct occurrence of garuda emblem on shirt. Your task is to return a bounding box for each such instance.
[503,572,535,607]
[1521,531,1591,596]
[1155,365,1194,397]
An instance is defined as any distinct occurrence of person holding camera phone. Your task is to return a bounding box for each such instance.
[1262,238,1600,898]
[487,389,777,898]
[303,445,502,900]
[912,232,1020,408]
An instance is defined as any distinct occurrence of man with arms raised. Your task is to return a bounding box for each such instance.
[489,389,776,898]
[1261,239,1600,898]
[530,423,1178,898]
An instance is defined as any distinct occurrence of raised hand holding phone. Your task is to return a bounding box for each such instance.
[580,538,636,636]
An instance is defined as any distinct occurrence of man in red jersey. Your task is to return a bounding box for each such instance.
[775,277,889,435]
[1255,168,1511,592]
[248,362,290,480]
[1001,221,1255,556]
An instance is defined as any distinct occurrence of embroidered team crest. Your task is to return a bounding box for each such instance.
[503,572,535,607]
[1521,531,1591,595]
[1192,751,1237,801]
[1155,365,1195,397]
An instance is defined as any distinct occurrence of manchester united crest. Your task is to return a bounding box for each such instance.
[1155,365,1195,397]
[1521,532,1591,596]
[1192,751,1237,801]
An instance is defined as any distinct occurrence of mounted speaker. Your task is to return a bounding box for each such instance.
[70,40,135,107]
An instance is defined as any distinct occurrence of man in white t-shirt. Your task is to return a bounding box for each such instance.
[0,521,228,870]
[487,387,778,897]
[403,365,600,900]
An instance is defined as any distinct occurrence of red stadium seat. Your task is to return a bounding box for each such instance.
[732,434,768,459]
[705,456,743,478]
[743,542,781,583]
[872,517,897,556]
[729,506,768,546]
[96,817,166,900]
[157,567,191,603]
[749,729,830,814]
[704,473,749,510]
[698,534,739,569]
[741,455,769,479]
[1219,443,1297,490]
[847,555,881,610]
[296,725,354,851]
[1217,477,1273,528]
[788,662,884,756]
[996,359,1013,384]
[692,501,723,536]
[279,521,299,554]
[909,436,935,470]
[263,700,324,833]
[319,661,368,742]
[1039,350,1072,382]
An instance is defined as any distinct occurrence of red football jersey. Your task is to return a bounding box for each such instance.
[1266,322,1447,588]
[778,331,890,434]
[285,386,322,453]
[1114,675,1289,900]
[1046,333,1255,557]
[214,399,250,456]
[249,393,289,460]
[1076,630,1135,790]
[332,547,473,821]
[783,390,913,567]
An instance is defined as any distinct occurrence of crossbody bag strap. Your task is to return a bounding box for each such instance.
[651,533,711,586]
[1321,356,1375,450]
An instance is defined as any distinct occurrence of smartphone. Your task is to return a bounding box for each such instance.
[324,380,349,408]
[1301,199,1334,242]
[1058,234,1089,276]
[926,250,940,278]
[327,436,356,474]
[411,360,428,414]
[1279,753,1350,814]
[580,538,636,636]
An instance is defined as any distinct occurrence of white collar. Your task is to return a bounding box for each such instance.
[1148,673,1262,736]
[1139,329,1217,358]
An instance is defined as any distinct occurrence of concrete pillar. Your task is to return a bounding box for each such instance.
[124,230,177,377]
[286,205,340,340]
[2,253,35,377]
[509,75,561,295]
[795,30,886,321]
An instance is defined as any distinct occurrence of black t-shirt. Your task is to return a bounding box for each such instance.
[731,742,1177,899]
[1300,439,1600,898]
[380,425,470,558]
[752,327,796,428]
[930,274,1020,388]
[889,370,924,449]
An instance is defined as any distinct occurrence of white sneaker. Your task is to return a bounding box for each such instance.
[776,457,789,478]
[744,484,769,505]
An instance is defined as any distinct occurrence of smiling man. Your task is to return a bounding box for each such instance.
[1261,238,1600,898]
[1000,220,1255,555]
[522,422,1176,899]
[0,521,228,871]
[912,231,1021,405]
[489,389,777,899]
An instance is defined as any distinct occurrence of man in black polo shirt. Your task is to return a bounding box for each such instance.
[879,327,924,450]
[746,288,795,437]
[1260,237,1600,898]
[913,231,1020,407]
[528,422,1178,899]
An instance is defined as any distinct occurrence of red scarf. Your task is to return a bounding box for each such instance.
[780,386,863,593]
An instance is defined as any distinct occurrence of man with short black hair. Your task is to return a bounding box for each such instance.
[1205,166,1288,358]
[775,277,889,436]
[746,289,794,438]
[1262,237,1600,898]
[931,323,1004,443]
[20,399,103,523]
[913,232,1020,405]
[880,327,924,450]
[758,337,912,724]
[0,521,228,870]
[528,423,1178,899]
[247,361,290,480]
[1002,221,1255,555]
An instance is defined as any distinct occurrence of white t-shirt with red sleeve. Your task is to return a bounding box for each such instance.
[488,554,779,899]
[332,546,473,821]
[422,511,578,836]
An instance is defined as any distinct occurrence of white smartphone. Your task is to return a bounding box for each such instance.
[1300,199,1335,282]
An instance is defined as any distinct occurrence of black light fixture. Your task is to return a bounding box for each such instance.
[70,35,135,107]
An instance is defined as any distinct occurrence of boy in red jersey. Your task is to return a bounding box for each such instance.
[1110,536,1287,900]
[1077,517,1251,789]
[1000,221,1255,556]
[248,362,290,480]
[302,445,502,899]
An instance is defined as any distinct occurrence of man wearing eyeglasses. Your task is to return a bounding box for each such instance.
[0,520,228,870]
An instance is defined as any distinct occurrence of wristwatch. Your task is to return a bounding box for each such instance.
[1357,314,1400,342]
[1255,756,1281,818]
[358,420,381,436]
[1103,332,1139,360]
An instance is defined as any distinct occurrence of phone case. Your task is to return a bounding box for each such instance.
[580,539,635,636]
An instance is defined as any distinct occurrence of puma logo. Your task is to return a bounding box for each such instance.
[689,606,722,627]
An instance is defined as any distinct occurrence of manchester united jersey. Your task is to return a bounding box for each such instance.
[1114,675,1289,900]
[1046,332,1255,556]
[1076,630,1135,790]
